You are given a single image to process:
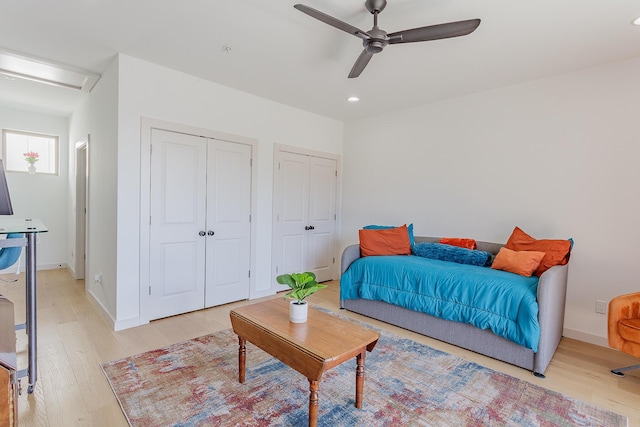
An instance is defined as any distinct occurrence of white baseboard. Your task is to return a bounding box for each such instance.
[85,288,116,330]
[563,327,608,347]
[114,316,148,331]
[37,262,69,271]
[85,288,148,331]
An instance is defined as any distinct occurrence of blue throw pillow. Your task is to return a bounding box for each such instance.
[412,242,492,267]
[363,223,415,247]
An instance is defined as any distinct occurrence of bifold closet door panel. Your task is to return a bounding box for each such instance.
[307,156,337,283]
[205,140,252,307]
[274,152,310,278]
[149,129,207,320]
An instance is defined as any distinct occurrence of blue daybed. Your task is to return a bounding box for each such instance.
[340,236,570,377]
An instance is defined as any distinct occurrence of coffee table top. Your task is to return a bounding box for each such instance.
[230,298,379,365]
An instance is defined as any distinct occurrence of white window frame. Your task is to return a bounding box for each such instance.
[1,129,59,176]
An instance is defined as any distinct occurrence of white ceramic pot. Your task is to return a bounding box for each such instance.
[289,300,308,323]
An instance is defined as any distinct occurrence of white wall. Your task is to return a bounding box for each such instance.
[0,106,69,269]
[342,56,640,346]
[113,54,343,328]
[68,57,119,318]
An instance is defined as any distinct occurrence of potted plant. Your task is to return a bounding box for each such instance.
[276,272,327,323]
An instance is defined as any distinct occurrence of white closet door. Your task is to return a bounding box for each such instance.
[307,156,337,282]
[274,152,310,280]
[273,150,337,284]
[205,140,252,307]
[149,129,206,320]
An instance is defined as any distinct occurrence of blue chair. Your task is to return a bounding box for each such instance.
[0,233,24,273]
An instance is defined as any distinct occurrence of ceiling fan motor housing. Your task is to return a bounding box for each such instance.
[364,27,389,53]
[366,0,387,14]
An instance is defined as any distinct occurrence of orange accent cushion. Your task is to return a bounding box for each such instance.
[359,225,411,257]
[439,238,477,250]
[491,247,546,277]
[504,226,571,276]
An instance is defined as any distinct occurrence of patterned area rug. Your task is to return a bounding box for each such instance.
[102,322,626,426]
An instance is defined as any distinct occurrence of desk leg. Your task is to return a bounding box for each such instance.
[355,350,365,409]
[25,232,37,394]
[308,380,319,427]
[238,337,246,384]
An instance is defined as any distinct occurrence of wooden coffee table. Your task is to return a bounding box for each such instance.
[229,298,380,427]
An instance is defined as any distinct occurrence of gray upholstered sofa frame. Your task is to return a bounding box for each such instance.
[340,236,569,377]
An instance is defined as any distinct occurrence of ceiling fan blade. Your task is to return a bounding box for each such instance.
[294,4,371,40]
[348,49,374,79]
[388,19,481,44]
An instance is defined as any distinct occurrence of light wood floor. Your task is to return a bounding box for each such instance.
[2,269,639,426]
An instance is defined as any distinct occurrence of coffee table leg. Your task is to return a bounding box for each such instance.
[308,379,319,427]
[238,336,246,383]
[355,350,366,409]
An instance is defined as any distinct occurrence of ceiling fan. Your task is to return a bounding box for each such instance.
[294,0,481,78]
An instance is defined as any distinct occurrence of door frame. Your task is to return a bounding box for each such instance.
[139,118,258,323]
[74,137,89,280]
[271,144,342,288]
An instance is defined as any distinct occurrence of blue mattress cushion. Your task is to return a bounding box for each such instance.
[340,255,540,351]
[413,242,492,267]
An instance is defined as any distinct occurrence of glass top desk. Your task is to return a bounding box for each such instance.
[0,218,48,394]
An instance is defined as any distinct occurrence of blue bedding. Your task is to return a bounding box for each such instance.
[340,255,540,351]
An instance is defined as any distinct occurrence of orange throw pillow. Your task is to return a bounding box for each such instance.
[440,238,477,250]
[504,226,571,276]
[359,225,411,257]
[491,247,546,277]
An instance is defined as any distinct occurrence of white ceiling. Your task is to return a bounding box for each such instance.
[1,0,640,121]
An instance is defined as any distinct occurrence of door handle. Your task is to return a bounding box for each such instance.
[309,225,315,230]
[199,231,206,236]
[207,230,215,236]
[304,226,310,230]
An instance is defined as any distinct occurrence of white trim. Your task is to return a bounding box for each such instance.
[85,287,117,331]
[74,138,88,280]
[563,328,608,348]
[275,143,341,162]
[2,128,60,175]
[37,263,69,271]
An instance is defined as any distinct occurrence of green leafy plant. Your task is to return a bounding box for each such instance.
[276,272,327,303]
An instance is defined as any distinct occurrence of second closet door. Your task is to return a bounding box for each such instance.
[273,151,337,284]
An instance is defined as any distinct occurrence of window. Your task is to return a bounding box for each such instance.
[2,129,59,175]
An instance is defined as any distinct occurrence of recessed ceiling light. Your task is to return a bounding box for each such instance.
[347,96,360,103]
[634,17,640,26]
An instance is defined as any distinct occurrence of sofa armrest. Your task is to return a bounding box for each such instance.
[534,263,569,374]
[341,244,361,275]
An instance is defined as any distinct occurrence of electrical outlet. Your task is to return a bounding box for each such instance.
[94,274,102,285]
[595,300,607,314]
